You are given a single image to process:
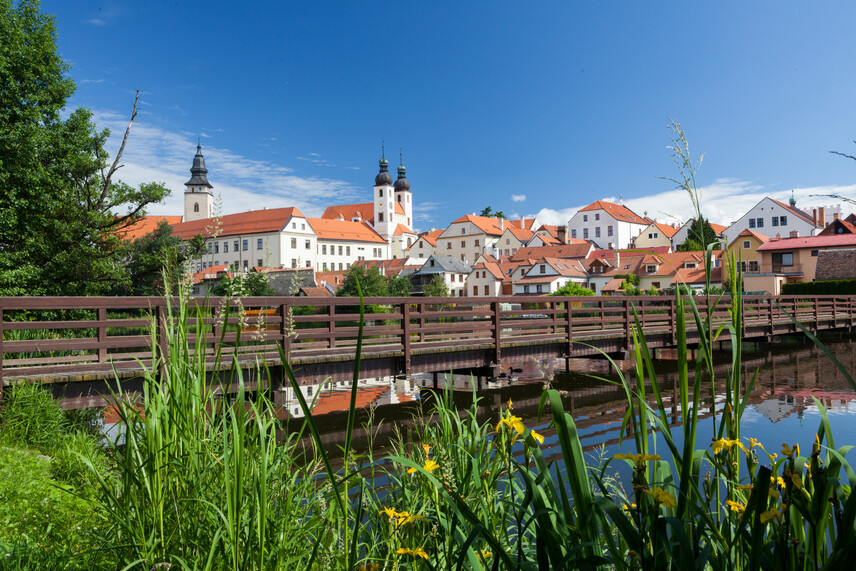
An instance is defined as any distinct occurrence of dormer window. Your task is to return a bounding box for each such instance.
[684,262,697,269]
[540,265,546,273]
[646,264,657,273]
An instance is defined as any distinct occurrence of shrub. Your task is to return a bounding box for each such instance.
[782,279,856,295]
[0,383,66,454]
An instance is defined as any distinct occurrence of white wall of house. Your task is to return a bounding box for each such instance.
[722,197,819,246]
[633,224,674,249]
[404,236,436,264]
[436,221,500,265]
[465,270,502,297]
[316,240,389,272]
[568,209,646,249]
[494,228,527,257]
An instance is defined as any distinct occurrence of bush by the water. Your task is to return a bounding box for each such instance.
[782,279,856,295]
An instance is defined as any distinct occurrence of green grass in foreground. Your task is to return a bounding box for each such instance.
[0,279,855,569]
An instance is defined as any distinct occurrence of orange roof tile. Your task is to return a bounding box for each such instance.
[650,222,679,238]
[322,201,405,224]
[173,208,305,240]
[579,200,647,224]
[510,243,594,261]
[536,224,559,238]
[505,226,535,241]
[506,218,538,230]
[472,262,505,280]
[448,214,507,236]
[117,215,183,241]
[393,224,416,236]
[307,218,387,243]
[735,228,770,242]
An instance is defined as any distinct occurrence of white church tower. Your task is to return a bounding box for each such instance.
[183,144,214,222]
[394,152,413,229]
[373,147,395,237]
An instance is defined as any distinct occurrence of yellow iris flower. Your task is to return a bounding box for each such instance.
[529,430,545,444]
[496,415,525,436]
[712,438,748,455]
[407,459,440,474]
[725,500,745,515]
[614,452,661,467]
[645,487,676,508]
[781,443,800,458]
[396,547,429,559]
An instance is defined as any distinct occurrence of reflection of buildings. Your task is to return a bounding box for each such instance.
[751,388,854,423]
[279,376,419,418]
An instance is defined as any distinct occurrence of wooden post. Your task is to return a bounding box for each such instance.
[491,301,502,365]
[98,307,108,363]
[624,299,632,350]
[669,298,677,345]
[599,299,606,331]
[418,302,426,343]
[566,299,573,357]
[768,296,774,337]
[0,306,4,396]
[401,302,411,374]
[329,304,336,348]
[814,296,819,331]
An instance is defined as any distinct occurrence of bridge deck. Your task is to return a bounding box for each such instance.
[1,294,854,387]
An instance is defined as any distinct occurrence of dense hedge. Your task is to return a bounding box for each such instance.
[782,279,856,295]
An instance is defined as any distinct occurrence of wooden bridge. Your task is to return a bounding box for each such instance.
[1,294,855,398]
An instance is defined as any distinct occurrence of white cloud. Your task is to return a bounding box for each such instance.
[79,78,106,84]
[511,194,526,202]
[532,179,856,228]
[92,110,363,218]
[86,18,106,25]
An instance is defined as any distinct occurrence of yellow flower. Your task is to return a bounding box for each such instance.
[785,470,803,489]
[761,504,786,524]
[479,550,492,559]
[407,459,440,474]
[749,438,765,451]
[645,487,676,508]
[712,438,748,455]
[496,415,525,436]
[379,507,400,519]
[725,500,745,515]
[356,564,380,571]
[622,503,637,511]
[615,452,661,467]
[782,443,800,458]
[399,513,426,526]
[506,398,514,410]
[396,547,429,559]
[422,444,432,456]
[529,430,544,445]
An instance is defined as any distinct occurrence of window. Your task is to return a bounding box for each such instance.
[472,286,477,296]
[811,250,819,257]
[474,239,479,247]
[771,252,794,266]
[257,259,263,267]
[536,285,543,293]
[748,260,759,272]
[378,189,383,197]
[595,213,600,221]
[194,203,199,212]
[234,240,239,251]
[339,263,343,270]
[524,285,530,293]
[323,263,328,271]
[772,217,779,227]
[243,260,248,269]
[461,240,466,248]
[378,213,384,222]
[595,227,601,238]
[292,222,296,229]
[458,290,463,297]
[223,242,229,253]
[583,215,588,222]
[291,259,297,268]
[461,228,465,235]
[202,261,207,269]
[608,226,614,237]
[740,261,747,272]
[583,229,589,239]
[447,242,452,249]
[757,218,764,228]
[646,264,657,273]
[540,264,546,274]
[207,242,213,253]
[743,240,751,249]
[306,261,311,267]
[780,216,787,225]
[338,246,343,255]
[418,242,423,249]
[652,282,661,289]
[257,238,263,249]
[214,242,219,253]
[301,223,306,230]
[305,239,311,249]
[397,195,401,202]
[571,229,577,239]
[291,238,297,248]
[418,253,423,258]
[749,219,756,228]
[483,285,489,295]
[346,246,351,256]
[506,238,510,244]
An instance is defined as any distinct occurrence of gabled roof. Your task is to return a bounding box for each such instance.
[306,218,387,243]
[414,255,473,275]
[710,222,728,235]
[504,225,535,241]
[648,221,679,238]
[393,224,416,236]
[815,249,856,281]
[118,215,183,241]
[578,200,647,224]
[416,228,444,247]
[758,234,856,251]
[299,287,334,297]
[322,201,405,224]
[601,278,626,292]
[173,207,305,239]
[818,218,856,236]
[517,257,587,283]
[672,267,722,285]
[191,264,230,285]
[447,214,507,236]
[536,224,559,238]
[505,218,538,230]
[589,246,671,259]
[735,228,770,242]
[532,234,561,246]
[472,262,505,280]
[510,243,594,261]
[769,198,817,226]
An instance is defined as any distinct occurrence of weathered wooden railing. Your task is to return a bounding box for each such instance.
[1,294,855,384]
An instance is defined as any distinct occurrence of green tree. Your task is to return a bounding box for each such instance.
[479,206,506,219]
[549,282,594,296]
[387,274,412,297]
[0,1,169,295]
[211,270,275,297]
[337,266,390,297]
[677,217,718,251]
[119,221,205,296]
[422,275,450,297]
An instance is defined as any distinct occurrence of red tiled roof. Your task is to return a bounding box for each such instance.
[414,229,443,247]
[173,208,305,240]
[449,214,507,236]
[815,249,856,280]
[579,200,647,224]
[601,278,626,292]
[769,198,817,226]
[672,267,722,285]
[393,224,416,236]
[118,215,183,241]
[818,219,856,236]
[510,243,594,261]
[322,201,405,223]
[589,246,672,259]
[307,218,387,243]
[505,226,535,241]
[310,386,389,416]
[506,218,538,230]
[758,234,856,251]
[735,228,770,242]
[536,224,559,238]
[650,222,679,238]
[473,262,505,280]
[300,287,334,297]
[191,264,230,284]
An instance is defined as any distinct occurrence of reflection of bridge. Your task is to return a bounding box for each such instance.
[1,295,855,399]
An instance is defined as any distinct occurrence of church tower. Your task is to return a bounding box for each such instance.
[394,152,413,229]
[184,144,214,222]
[373,146,394,237]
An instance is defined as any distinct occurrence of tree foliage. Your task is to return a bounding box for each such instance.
[549,281,594,296]
[422,274,450,297]
[211,270,275,297]
[116,221,205,296]
[479,206,507,219]
[336,266,411,298]
[678,217,718,251]
[0,1,170,295]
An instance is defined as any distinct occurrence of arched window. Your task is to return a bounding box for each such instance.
[194,203,199,212]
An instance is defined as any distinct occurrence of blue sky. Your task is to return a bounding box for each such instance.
[45,1,856,230]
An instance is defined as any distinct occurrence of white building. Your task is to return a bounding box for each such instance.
[466,262,504,297]
[722,196,821,247]
[410,255,472,297]
[404,228,442,264]
[513,257,588,295]
[567,200,648,249]
[307,218,390,272]
[183,145,214,223]
[435,215,507,265]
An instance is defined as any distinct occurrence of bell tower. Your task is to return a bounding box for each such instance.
[184,144,214,222]
[372,145,394,237]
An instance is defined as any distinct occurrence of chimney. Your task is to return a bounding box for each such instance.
[834,212,840,221]
[813,208,817,226]
[614,251,620,269]
[789,230,799,238]
[818,206,826,228]
[557,225,568,244]
[776,233,782,239]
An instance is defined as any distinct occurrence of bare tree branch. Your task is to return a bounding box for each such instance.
[101,90,139,203]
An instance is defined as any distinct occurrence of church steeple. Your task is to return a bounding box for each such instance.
[186,144,213,188]
[394,150,410,192]
[184,143,214,222]
[375,144,393,186]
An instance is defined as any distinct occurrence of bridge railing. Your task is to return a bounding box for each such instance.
[1,294,854,383]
